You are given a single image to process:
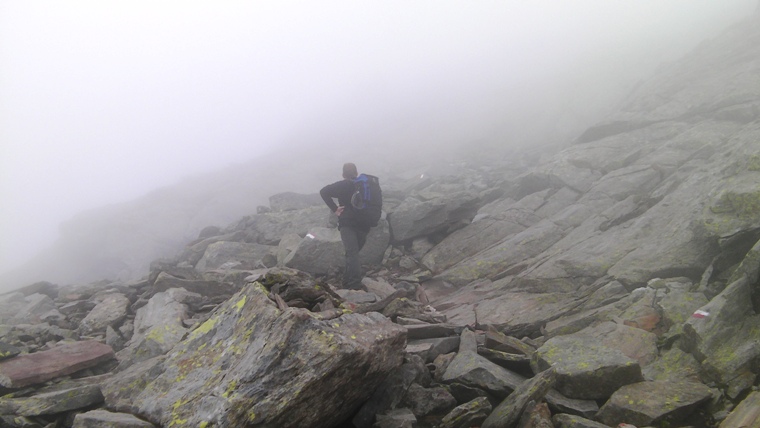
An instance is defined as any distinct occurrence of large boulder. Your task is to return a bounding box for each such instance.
[596,380,713,427]
[78,293,131,336]
[283,223,390,274]
[388,192,480,243]
[531,335,644,400]
[226,206,331,245]
[283,227,344,274]
[681,274,760,398]
[104,282,406,427]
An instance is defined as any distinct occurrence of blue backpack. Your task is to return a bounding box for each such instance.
[351,174,383,227]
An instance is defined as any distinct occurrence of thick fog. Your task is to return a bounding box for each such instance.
[1,1,756,278]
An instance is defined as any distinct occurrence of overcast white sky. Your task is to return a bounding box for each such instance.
[1,1,756,275]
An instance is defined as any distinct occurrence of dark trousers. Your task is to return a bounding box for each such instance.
[340,225,368,289]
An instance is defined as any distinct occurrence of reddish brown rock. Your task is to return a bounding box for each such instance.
[0,340,114,388]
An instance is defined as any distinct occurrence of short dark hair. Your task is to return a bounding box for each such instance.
[343,163,358,179]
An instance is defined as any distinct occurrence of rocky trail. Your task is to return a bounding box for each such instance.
[1,7,760,428]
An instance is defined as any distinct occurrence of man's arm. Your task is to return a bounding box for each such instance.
[320,182,340,213]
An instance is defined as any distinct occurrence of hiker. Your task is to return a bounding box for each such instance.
[320,163,371,290]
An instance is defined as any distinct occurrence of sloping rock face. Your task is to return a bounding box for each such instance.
[105,282,406,427]
[431,14,760,293]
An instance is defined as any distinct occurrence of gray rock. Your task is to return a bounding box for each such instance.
[484,330,536,357]
[0,384,103,416]
[59,300,96,317]
[361,277,397,299]
[148,260,204,285]
[531,335,643,400]
[388,192,480,243]
[6,281,58,299]
[353,355,429,428]
[9,293,57,324]
[475,291,579,337]
[0,292,26,322]
[656,284,710,330]
[102,356,166,412]
[421,196,534,274]
[482,367,557,428]
[441,343,524,398]
[570,321,659,367]
[401,383,457,418]
[516,401,554,428]
[194,241,276,271]
[435,219,566,287]
[552,413,611,428]
[227,205,330,245]
[283,227,344,274]
[477,347,531,372]
[681,275,760,398]
[78,293,131,336]
[108,283,406,427]
[73,409,156,427]
[117,290,189,368]
[176,231,246,267]
[410,237,435,260]
[275,232,303,265]
[642,346,702,383]
[404,323,465,340]
[719,390,760,428]
[544,390,599,419]
[284,224,390,274]
[406,337,460,363]
[439,396,492,428]
[362,219,392,266]
[596,380,713,427]
[0,342,21,360]
[106,325,127,351]
[152,272,238,298]
[373,408,417,428]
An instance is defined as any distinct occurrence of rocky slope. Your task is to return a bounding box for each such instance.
[1,7,760,428]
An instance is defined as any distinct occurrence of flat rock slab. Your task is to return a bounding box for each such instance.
[531,335,643,400]
[596,380,713,427]
[73,409,156,427]
[0,340,114,388]
[0,384,103,416]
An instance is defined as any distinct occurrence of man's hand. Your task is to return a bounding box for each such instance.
[335,206,345,216]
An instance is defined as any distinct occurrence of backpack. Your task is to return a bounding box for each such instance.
[351,174,383,227]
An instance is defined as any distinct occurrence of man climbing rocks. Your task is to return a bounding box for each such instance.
[320,163,371,290]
